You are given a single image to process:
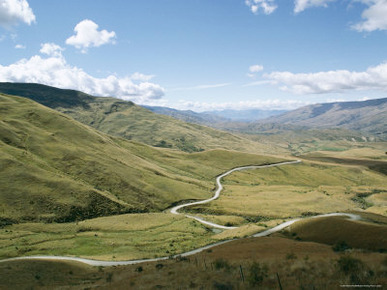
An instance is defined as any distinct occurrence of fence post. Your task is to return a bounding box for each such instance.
[239,265,245,283]
[276,272,283,290]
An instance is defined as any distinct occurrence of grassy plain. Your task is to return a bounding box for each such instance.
[0,213,215,260]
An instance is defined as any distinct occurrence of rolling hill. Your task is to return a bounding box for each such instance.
[259,98,387,135]
[0,82,272,154]
[0,92,281,224]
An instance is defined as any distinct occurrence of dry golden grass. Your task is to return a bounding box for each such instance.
[285,215,387,252]
[1,235,386,289]
[188,161,386,220]
[313,145,387,160]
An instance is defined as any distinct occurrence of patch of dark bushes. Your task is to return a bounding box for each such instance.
[336,255,374,284]
[0,217,17,228]
[247,262,268,287]
[333,241,351,252]
[214,258,231,271]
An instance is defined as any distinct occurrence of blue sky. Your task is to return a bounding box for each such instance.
[0,0,386,111]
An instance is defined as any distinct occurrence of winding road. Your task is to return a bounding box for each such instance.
[170,160,302,229]
[0,160,361,267]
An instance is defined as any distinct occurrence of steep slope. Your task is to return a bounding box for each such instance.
[0,93,281,223]
[259,98,387,135]
[0,83,270,154]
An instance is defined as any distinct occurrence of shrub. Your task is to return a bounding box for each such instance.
[212,281,233,290]
[155,263,164,270]
[214,258,231,270]
[333,241,351,252]
[336,255,373,284]
[247,262,268,287]
[286,252,297,260]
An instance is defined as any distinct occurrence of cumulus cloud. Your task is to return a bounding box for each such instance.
[245,0,277,14]
[352,0,387,32]
[294,0,336,13]
[264,62,387,94]
[244,0,387,32]
[40,43,64,57]
[247,64,264,78]
[249,64,264,73]
[0,0,35,27]
[0,47,165,103]
[66,19,116,53]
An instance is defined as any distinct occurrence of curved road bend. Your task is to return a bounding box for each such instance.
[0,161,362,267]
[170,160,302,229]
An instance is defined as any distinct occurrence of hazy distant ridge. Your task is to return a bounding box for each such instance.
[259,98,387,135]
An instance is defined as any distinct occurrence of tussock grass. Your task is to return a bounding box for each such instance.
[189,161,386,219]
[1,236,386,289]
[0,83,275,154]
[0,213,215,260]
[0,93,282,223]
[285,215,387,252]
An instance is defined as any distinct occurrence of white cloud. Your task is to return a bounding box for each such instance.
[245,0,277,14]
[131,72,155,82]
[175,99,308,112]
[249,64,264,73]
[294,0,336,13]
[66,19,116,53]
[40,43,64,57]
[0,0,35,27]
[0,47,165,103]
[264,62,387,94]
[14,43,25,49]
[247,64,264,78]
[352,0,387,32]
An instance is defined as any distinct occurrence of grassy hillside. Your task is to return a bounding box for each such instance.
[285,215,387,252]
[259,98,387,135]
[0,82,273,154]
[0,92,282,223]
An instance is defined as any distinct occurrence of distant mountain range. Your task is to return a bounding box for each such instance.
[144,106,286,124]
[147,98,386,137]
[259,98,387,135]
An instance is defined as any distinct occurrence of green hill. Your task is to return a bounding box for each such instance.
[0,93,281,224]
[0,82,272,154]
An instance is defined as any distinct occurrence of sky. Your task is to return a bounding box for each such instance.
[0,0,387,112]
